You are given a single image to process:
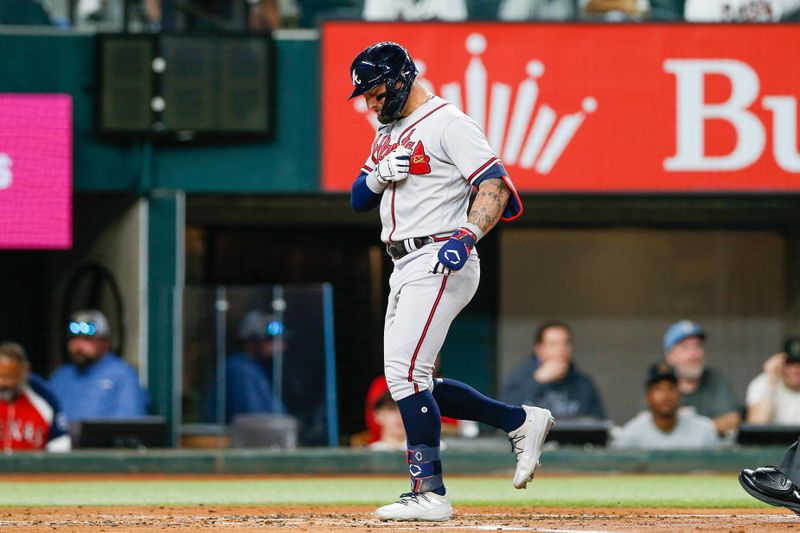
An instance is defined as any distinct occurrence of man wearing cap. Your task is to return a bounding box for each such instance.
[203,310,286,423]
[611,362,719,449]
[745,337,800,425]
[49,310,147,423]
[662,320,740,434]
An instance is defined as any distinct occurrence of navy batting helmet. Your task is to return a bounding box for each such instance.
[348,41,418,123]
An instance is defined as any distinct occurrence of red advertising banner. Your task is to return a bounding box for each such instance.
[322,23,800,193]
[0,94,72,249]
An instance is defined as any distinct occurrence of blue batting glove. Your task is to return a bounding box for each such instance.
[428,227,478,275]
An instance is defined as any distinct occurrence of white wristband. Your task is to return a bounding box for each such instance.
[365,171,387,193]
[462,222,484,242]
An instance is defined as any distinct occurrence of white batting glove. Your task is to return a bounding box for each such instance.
[428,256,454,276]
[375,147,411,184]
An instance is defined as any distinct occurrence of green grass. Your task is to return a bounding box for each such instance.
[0,475,766,508]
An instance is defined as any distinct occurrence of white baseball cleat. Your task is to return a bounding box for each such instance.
[374,491,453,521]
[508,405,555,489]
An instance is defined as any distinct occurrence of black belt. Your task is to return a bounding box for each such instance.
[386,237,435,260]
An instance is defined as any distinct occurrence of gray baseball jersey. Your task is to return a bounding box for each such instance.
[361,96,510,243]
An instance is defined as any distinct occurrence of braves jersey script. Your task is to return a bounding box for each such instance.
[360,96,520,243]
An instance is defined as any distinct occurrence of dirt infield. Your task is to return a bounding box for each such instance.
[0,505,796,532]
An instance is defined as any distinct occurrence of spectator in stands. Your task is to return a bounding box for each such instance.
[746,337,800,425]
[0,342,70,452]
[249,0,282,31]
[582,0,648,19]
[202,310,286,424]
[143,0,281,31]
[365,374,397,444]
[143,0,161,25]
[612,362,720,449]
[369,390,406,451]
[362,0,468,21]
[497,0,577,19]
[49,310,147,423]
[662,320,740,434]
[75,0,109,25]
[684,0,800,21]
[500,321,606,420]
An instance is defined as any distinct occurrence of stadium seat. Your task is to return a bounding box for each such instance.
[230,413,300,449]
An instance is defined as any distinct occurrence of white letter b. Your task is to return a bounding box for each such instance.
[664,59,765,172]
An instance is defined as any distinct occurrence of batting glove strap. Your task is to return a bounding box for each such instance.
[407,444,444,494]
[450,227,479,250]
[461,222,484,242]
[375,148,411,184]
[407,444,441,463]
[411,472,443,494]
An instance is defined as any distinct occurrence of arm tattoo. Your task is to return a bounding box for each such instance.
[467,178,511,235]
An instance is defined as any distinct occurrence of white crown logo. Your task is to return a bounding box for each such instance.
[353,33,596,175]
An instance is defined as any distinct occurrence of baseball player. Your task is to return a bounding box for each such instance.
[349,41,555,521]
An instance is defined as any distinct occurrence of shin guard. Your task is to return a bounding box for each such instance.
[407,444,444,494]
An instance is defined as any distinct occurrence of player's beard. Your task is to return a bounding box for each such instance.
[377,112,394,125]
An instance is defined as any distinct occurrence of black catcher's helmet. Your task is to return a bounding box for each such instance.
[348,41,418,123]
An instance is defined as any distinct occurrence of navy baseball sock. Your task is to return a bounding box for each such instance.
[433,377,525,433]
[397,390,446,496]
